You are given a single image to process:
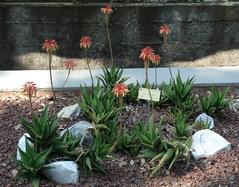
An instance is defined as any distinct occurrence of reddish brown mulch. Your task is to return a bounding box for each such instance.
[0,91,238,187]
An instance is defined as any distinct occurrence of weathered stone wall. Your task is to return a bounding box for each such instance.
[0,3,239,70]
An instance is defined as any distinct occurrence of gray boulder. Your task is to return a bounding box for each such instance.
[43,161,79,184]
[57,104,81,120]
[191,129,231,160]
[16,133,33,160]
[60,121,95,146]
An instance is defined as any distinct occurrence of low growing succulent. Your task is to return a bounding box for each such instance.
[116,131,141,157]
[75,133,116,176]
[17,140,51,187]
[134,118,164,151]
[173,110,193,139]
[98,66,128,89]
[52,130,82,157]
[150,137,192,176]
[163,72,195,112]
[80,84,121,131]
[20,106,60,152]
[200,87,231,115]
[125,83,140,103]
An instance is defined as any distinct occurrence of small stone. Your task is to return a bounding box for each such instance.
[234,165,239,173]
[140,159,146,165]
[2,163,7,167]
[119,160,127,168]
[37,108,44,112]
[49,101,54,105]
[14,124,21,130]
[165,170,170,176]
[11,169,18,177]
[130,160,134,166]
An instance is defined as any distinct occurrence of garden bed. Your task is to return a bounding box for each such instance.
[0,86,238,186]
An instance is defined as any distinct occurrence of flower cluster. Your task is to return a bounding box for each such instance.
[42,39,58,53]
[64,59,77,71]
[160,24,171,45]
[101,4,113,15]
[23,81,37,97]
[112,83,129,97]
[139,46,161,65]
[159,24,171,36]
[80,36,92,49]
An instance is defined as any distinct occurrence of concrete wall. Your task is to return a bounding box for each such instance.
[1,3,239,70]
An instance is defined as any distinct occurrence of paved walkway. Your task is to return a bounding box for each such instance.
[0,67,239,91]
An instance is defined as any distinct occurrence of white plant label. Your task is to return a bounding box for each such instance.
[138,87,161,102]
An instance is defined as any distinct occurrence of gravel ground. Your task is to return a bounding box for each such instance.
[0,89,238,187]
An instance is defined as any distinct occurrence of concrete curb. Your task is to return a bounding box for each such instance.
[0,67,239,91]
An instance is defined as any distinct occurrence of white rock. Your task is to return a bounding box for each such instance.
[43,161,79,184]
[11,169,18,177]
[57,104,81,120]
[60,121,95,145]
[130,160,134,166]
[195,113,214,129]
[16,133,33,160]
[191,129,231,160]
[230,99,239,112]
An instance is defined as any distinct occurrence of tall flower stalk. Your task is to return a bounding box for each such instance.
[42,39,58,100]
[23,81,37,112]
[101,4,114,67]
[80,36,93,92]
[112,83,129,132]
[152,54,161,86]
[159,24,173,79]
[62,59,77,88]
[139,46,155,119]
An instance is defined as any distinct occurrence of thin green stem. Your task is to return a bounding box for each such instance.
[62,69,71,89]
[160,39,174,83]
[145,63,154,121]
[28,94,33,116]
[49,53,55,99]
[154,63,158,86]
[85,50,94,93]
[105,15,114,67]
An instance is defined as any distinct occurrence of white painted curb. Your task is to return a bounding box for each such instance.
[0,67,239,91]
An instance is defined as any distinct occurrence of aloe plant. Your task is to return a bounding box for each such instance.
[150,137,192,176]
[200,87,231,115]
[52,130,81,157]
[80,84,121,130]
[98,66,128,89]
[75,133,116,176]
[163,72,195,112]
[116,131,141,156]
[134,118,164,151]
[174,110,193,138]
[17,140,51,187]
[20,106,60,152]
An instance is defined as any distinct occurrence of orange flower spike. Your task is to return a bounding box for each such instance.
[113,83,129,97]
[139,46,155,62]
[80,36,92,49]
[101,4,113,15]
[159,24,171,36]
[152,54,161,65]
[64,59,77,71]
[42,39,58,53]
[23,81,37,97]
